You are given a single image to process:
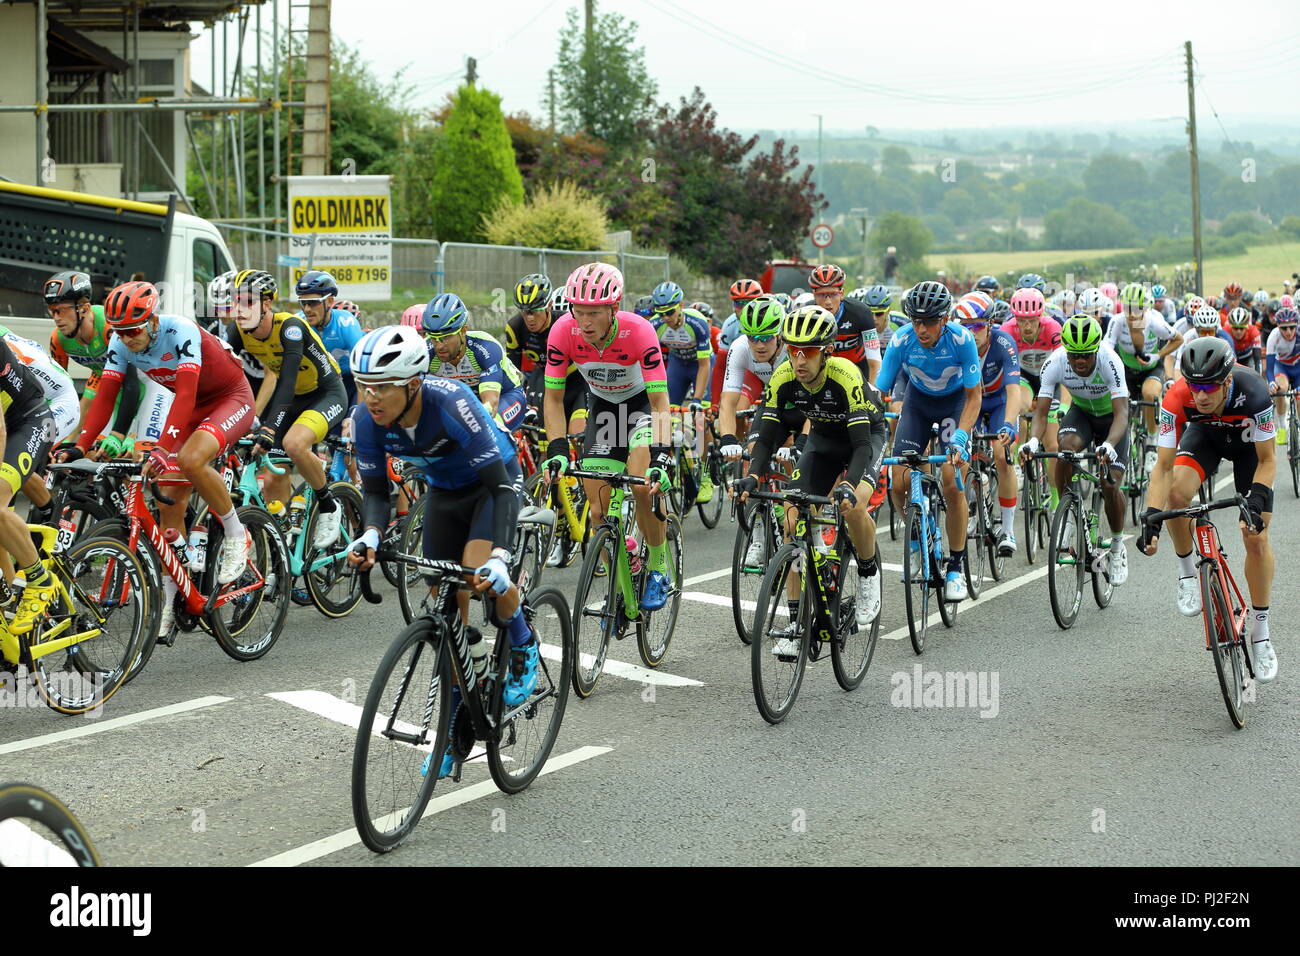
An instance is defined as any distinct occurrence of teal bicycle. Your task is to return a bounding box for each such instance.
[226,438,365,619]
[566,467,682,698]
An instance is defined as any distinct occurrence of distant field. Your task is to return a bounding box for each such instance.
[923,249,1141,277]
[1201,240,1300,294]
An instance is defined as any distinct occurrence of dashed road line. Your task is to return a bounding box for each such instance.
[0,696,233,756]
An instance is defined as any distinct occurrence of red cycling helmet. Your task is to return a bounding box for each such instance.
[729,278,763,302]
[104,280,159,327]
[1223,282,1244,299]
[808,264,846,291]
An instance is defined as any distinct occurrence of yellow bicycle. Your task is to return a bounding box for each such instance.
[524,434,592,568]
[0,525,150,715]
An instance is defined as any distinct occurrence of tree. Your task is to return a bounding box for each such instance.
[1043,197,1138,249]
[880,145,913,179]
[429,85,524,243]
[1217,211,1268,237]
[868,212,932,263]
[1082,153,1149,206]
[482,180,608,249]
[553,3,657,152]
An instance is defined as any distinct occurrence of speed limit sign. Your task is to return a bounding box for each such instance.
[811,223,834,248]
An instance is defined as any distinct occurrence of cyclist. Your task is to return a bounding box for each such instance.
[1171,294,1207,336]
[1150,284,1176,324]
[345,326,536,777]
[421,293,528,434]
[1220,282,1245,322]
[876,281,982,602]
[632,296,655,319]
[1020,315,1130,585]
[975,275,1001,300]
[1108,283,1177,474]
[224,269,347,548]
[809,263,881,385]
[63,281,257,614]
[1167,305,1236,381]
[719,295,789,456]
[650,281,712,405]
[735,305,889,639]
[209,271,266,397]
[1139,337,1278,682]
[294,270,364,409]
[1078,287,1115,337]
[1224,306,1262,373]
[1050,289,1075,321]
[723,279,762,347]
[957,294,1021,555]
[1265,306,1300,446]
[540,262,674,610]
[0,332,59,632]
[504,273,555,398]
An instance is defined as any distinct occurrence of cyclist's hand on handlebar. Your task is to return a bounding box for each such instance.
[833,481,858,508]
[541,454,568,477]
[1137,507,1162,556]
[141,446,171,482]
[721,443,744,461]
[251,424,277,455]
[996,422,1017,446]
[948,428,971,464]
[53,442,83,464]
[1018,436,1041,463]
[734,474,757,502]
[775,445,796,463]
[347,529,380,571]
[1096,441,1118,467]
[473,556,512,596]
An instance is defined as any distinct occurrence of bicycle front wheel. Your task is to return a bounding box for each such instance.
[637,513,683,668]
[487,586,572,793]
[730,501,768,646]
[832,541,880,691]
[750,542,810,724]
[964,477,986,600]
[1201,563,1247,729]
[395,497,428,624]
[696,455,725,529]
[1047,496,1085,630]
[570,526,619,698]
[351,617,451,853]
[32,536,150,715]
[902,505,930,655]
[1289,414,1299,499]
[0,783,101,866]
[303,482,365,618]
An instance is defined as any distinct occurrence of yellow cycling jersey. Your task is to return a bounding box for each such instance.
[225,312,340,396]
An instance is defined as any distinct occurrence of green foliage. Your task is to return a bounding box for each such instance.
[1217,212,1269,237]
[1043,197,1139,249]
[430,85,525,243]
[1082,153,1149,206]
[868,212,932,263]
[482,181,608,250]
[553,4,657,151]
[1280,216,1300,240]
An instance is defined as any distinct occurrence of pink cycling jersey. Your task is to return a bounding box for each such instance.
[1000,316,1062,378]
[544,311,667,402]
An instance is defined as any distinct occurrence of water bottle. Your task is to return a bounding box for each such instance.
[625,535,641,574]
[289,494,307,529]
[466,626,489,683]
[188,524,208,573]
[162,528,188,570]
[266,499,287,525]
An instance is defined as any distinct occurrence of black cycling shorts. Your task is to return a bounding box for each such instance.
[1,410,55,495]
[581,392,653,472]
[1123,363,1162,399]
[792,426,888,496]
[1175,423,1262,499]
[1057,405,1129,475]
[420,459,524,571]
[270,379,348,445]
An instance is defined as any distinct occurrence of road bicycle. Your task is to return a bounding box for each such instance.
[0,522,149,715]
[963,431,1008,596]
[1017,411,1052,564]
[883,450,960,655]
[691,402,731,530]
[568,467,682,698]
[728,454,787,646]
[522,433,591,572]
[0,782,101,866]
[1144,496,1258,728]
[1032,450,1116,630]
[1280,388,1300,498]
[1123,399,1159,526]
[747,486,880,724]
[666,402,724,527]
[350,553,572,853]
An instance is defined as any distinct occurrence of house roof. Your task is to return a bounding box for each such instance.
[21,1,267,31]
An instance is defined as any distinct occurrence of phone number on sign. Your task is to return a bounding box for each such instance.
[294,266,389,283]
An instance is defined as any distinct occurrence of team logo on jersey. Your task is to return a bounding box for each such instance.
[177,340,195,359]
[161,352,174,362]
[1158,408,1176,436]
[284,324,303,341]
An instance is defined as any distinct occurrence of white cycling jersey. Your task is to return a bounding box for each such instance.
[3,330,78,442]
[1037,343,1128,416]
[1266,327,1300,369]
[1105,310,1175,369]
[721,335,786,394]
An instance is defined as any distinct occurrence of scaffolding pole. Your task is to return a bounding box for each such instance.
[273,0,282,230]
[35,0,48,183]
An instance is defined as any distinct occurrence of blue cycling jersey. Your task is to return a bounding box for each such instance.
[653,308,713,363]
[352,378,516,491]
[300,308,365,375]
[719,315,742,351]
[876,321,981,398]
[979,328,1021,397]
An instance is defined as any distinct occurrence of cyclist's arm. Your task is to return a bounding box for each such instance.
[862,324,882,385]
[693,355,710,401]
[263,323,308,433]
[357,446,392,534]
[438,392,519,547]
[955,333,983,435]
[719,389,741,441]
[1251,429,1277,494]
[49,331,69,371]
[875,335,902,397]
[504,318,524,371]
[745,404,790,473]
[1030,357,1061,441]
[542,325,573,456]
[254,372,276,416]
[1104,396,1129,449]
[75,347,128,452]
[106,368,142,440]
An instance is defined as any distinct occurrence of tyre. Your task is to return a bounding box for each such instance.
[31,536,150,716]
[983,467,1006,582]
[750,542,810,724]
[934,494,958,629]
[81,518,165,685]
[963,475,986,600]
[395,497,428,625]
[1047,495,1085,630]
[636,513,683,668]
[208,506,290,661]
[902,505,931,656]
[832,541,880,691]
[696,454,725,529]
[302,482,365,618]
[1202,564,1247,729]
[570,526,619,698]
[1021,466,1039,565]
[351,617,450,852]
[730,502,768,646]
[487,586,572,793]
[1091,520,1115,610]
[512,521,548,596]
[0,783,101,866]
[1289,414,1299,499]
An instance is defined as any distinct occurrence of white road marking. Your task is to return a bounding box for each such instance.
[683,568,730,587]
[247,745,613,867]
[0,819,78,866]
[0,696,233,756]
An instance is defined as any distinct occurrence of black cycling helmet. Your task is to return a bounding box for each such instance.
[633,295,654,318]
[902,281,953,321]
[43,270,93,305]
[988,299,1013,324]
[975,275,1000,293]
[1179,336,1235,384]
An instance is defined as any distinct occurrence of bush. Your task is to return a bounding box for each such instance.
[482,181,608,250]
[1217,211,1269,238]
[1282,216,1300,240]
[429,85,524,243]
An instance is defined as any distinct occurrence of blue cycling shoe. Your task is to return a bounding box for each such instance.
[640,570,670,610]
[421,748,456,780]
[503,637,539,707]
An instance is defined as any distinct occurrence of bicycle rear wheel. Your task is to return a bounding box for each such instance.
[1289,411,1299,498]
[351,617,451,853]
[208,506,290,661]
[831,541,879,691]
[0,783,101,866]
[1048,496,1085,630]
[934,494,958,629]
[1021,464,1040,564]
[31,536,150,715]
[696,454,725,529]
[964,476,986,600]
[1201,563,1247,729]
[80,518,165,685]
[395,497,428,624]
[303,482,365,618]
[730,502,768,646]
[902,505,930,655]
[570,526,618,698]
[1091,525,1115,610]
[487,585,572,793]
[750,542,810,724]
[637,512,683,668]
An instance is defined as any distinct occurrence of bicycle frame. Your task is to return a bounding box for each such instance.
[884,454,953,570]
[1192,517,1249,652]
[0,527,103,666]
[748,488,845,645]
[232,448,348,580]
[567,470,645,624]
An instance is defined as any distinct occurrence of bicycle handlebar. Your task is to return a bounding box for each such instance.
[746,488,833,507]
[1146,495,1250,527]
[556,467,667,521]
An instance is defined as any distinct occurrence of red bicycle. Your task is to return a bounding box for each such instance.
[1145,495,1258,728]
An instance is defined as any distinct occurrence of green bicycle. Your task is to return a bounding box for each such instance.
[1033,449,1116,630]
[567,467,683,698]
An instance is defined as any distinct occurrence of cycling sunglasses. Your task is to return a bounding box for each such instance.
[869,307,890,315]
[424,329,462,342]
[749,333,778,343]
[114,324,149,338]
[1187,381,1225,393]
[910,315,943,327]
[961,322,988,333]
[785,344,825,358]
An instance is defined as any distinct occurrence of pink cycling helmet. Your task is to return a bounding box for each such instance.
[400,304,424,328]
[1281,294,1295,309]
[565,262,624,307]
[1010,288,1045,318]
[1099,282,1119,300]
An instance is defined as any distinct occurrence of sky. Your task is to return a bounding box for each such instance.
[191,0,1300,137]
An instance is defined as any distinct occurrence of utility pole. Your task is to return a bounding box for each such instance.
[585,0,594,48]
[813,113,824,202]
[1185,41,1203,296]
[851,207,870,283]
[466,56,477,87]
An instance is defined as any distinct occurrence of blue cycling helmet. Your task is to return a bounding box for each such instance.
[988,299,1013,324]
[295,269,338,299]
[422,293,469,335]
[862,284,892,309]
[633,295,655,318]
[1017,273,1046,292]
[1150,284,1167,299]
[651,281,684,309]
[975,275,1000,293]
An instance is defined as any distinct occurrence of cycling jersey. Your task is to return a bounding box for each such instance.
[0,335,50,422]
[830,298,882,371]
[749,356,886,487]
[978,328,1021,397]
[1227,323,1262,361]
[544,312,667,403]
[505,312,569,377]
[225,312,340,397]
[1265,327,1300,380]
[874,312,908,352]
[1158,370,1275,448]
[1105,310,1176,371]
[49,305,111,379]
[300,307,364,377]
[722,335,786,395]
[428,329,525,394]
[1036,343,1127,416]
[719,314,742,351]
[1000,316,1062,379]
[652,308,712,363]
[1,328,77,441]
[876,321,981,398]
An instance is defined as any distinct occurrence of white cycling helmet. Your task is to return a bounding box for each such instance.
[351,326,430,385]
[1055,289,1077,312]
[1077,288,1112,318]
[1192,305,1222,330]
[208,270,236,310]
[794,291,816,308]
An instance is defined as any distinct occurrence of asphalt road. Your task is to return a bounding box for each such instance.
[2,472,1295,867]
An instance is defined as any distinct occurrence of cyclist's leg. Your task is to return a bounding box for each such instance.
[577,395,623,517]
[1140,371,1163,437]
[563,374,587,437]
[267,383,346,505]
[1092,411,1127,534]
[1054,404,1092,490]
[837,426,886,563]
[181,385,256,563]
[1166,426,1219,555]
[983,393,1019,532]
[889,391,933,514]
[666,360,692,406]
[420,481,481,623]
[0,413,52,576]
[1226,443,1273,609]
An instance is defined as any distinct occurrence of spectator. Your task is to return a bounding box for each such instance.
[882,245,899,284]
